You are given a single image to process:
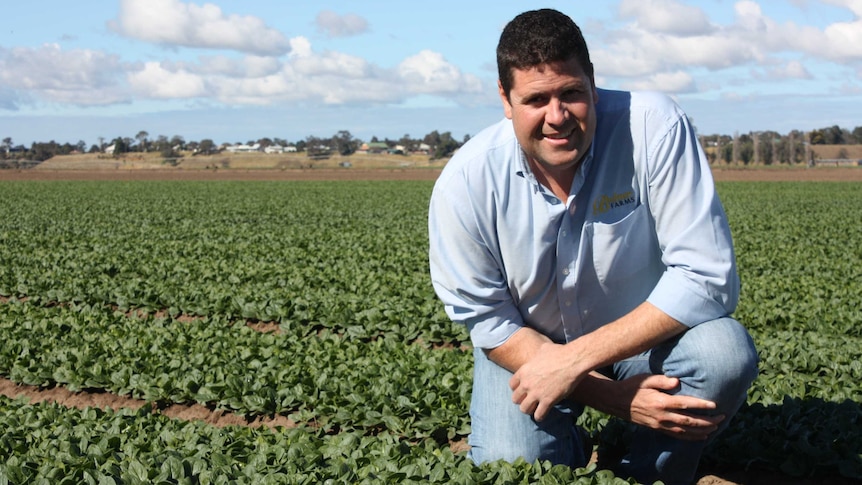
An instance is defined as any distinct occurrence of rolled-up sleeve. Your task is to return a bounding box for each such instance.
[644,112,739,327]
[428,169,525,349]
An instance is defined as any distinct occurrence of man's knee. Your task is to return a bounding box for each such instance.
[654,317,758,408]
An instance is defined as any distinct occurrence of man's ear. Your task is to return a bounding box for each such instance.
[498,80,513,119]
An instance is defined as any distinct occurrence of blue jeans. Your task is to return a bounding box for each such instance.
[467,317,758,485]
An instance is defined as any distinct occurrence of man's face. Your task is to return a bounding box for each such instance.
[499,57,598,177]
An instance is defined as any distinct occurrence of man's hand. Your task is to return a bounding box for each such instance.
[613,374,724,441]
[508,342,585,421]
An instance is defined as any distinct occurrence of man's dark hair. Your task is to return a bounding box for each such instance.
[497,9,593,98]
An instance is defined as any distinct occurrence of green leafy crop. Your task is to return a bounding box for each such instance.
[1,179,860,483]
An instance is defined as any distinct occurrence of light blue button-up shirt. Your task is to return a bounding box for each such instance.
[429,89,739,350]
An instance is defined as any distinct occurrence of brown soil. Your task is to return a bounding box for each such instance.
[0,168,444,182]
[1,164,859,484]
[0,377,295,429]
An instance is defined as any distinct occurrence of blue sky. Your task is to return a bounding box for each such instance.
[2,0,862,147]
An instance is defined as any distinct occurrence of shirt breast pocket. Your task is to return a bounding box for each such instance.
[589,204,653,289]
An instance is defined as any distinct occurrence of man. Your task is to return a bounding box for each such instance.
[428,8,758,485]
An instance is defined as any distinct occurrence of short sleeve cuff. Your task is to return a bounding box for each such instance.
[464,305,525,350]
[647,271,729,328]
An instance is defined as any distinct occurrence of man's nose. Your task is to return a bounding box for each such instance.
[546,99,568,125]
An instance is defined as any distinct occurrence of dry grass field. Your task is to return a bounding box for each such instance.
[4,146,861,183]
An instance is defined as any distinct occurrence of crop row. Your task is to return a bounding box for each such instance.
[0,299,471,439]
[2,396,630,484]
[0,181,463,345]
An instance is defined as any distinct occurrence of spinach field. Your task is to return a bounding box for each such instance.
[0,180,860,484]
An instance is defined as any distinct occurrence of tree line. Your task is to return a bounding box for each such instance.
[3,124,862,164]
[0,129,470,163]
[699,125,862,165]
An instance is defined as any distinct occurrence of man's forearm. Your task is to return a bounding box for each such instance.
[505,302,688,421]
[562,301,686,374]
[489,302,685,376]
[488,331,642,418]
[484,325,552,373]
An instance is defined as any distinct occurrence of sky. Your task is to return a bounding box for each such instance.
[2,0,862,147]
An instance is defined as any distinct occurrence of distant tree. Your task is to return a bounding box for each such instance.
[423,130,442,149]
[197,139,216,155]
[136,130,149,152]
[306,135,331,159]
[431,131,460,160]
[110,137,129,157]
[732,131,740,164]
[852,126,862,144]
[154,135,170,152]
[1,137,10,159]
[810,125,847,145]
[331,130,358,156]
[170,135,185,150]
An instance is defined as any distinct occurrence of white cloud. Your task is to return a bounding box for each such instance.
[128,62,208,98]
[593,0,862,94]
[593,32,761,79]
[315,10,369,38]
[289,37,313,59]
[292,50,373,79]
[730,1,862,61]
[822,19,862,60]
[120,40,485,108]
[110,0,290,55]
[618,0,712,35]
[621,70,696,93]
[763,60,813,80]
[0,44,128,106]
[190,55,282,78]
[823,0,862,17]
[398,50,483,95]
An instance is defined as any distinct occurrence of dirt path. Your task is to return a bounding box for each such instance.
[1,166,862,182]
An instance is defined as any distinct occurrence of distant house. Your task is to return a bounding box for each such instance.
[285,145,298,152]
[225,143,261,153]
[360,142,389,154]
[104,144,116,155]
[264,145,284,154]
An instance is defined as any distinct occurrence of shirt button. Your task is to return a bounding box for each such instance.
[565,301,572,307]
[562,268,570,275]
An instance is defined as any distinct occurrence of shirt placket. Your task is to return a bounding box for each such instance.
[557,196,583,343]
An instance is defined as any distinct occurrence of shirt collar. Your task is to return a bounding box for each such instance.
[514,141,596,198]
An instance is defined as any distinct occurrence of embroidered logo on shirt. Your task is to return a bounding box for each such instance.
[592,190,635,215]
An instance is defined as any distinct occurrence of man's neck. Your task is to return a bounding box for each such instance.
[528,159,580,201]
